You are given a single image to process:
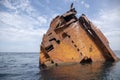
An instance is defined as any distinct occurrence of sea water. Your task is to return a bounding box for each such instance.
[0,51,120,80]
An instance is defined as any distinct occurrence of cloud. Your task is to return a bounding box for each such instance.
[0,11,47,32]
[1,0,119,52]
[0,0,48,52]
[0,0,39,22]
[92,7,120,32]
[81,1,90,8]
[65,0,78,2]
[0,11,47,52]
[37,16,47,26]
[92,7,120,50]
[0,0,36,15]
[0,11,48,30]
[0,0,16,9]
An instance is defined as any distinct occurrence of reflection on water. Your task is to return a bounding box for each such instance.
[0,51,120,80]
[40,62,114,80]
[40,53,120,80]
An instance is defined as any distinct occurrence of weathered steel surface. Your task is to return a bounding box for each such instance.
[39,5,118,68]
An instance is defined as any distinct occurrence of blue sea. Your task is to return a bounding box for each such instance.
[0,51,120,80]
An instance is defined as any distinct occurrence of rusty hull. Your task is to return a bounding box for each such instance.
[39,7,118,68]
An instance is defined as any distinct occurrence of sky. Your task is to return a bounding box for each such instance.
[0,0,120,52]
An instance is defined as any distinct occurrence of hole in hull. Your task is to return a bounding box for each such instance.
[80,57,92,64]
[45,45,54,52]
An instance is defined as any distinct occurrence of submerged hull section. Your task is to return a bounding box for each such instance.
[39,7,118,68]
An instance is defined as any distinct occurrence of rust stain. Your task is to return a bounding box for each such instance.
[39,4,119,69]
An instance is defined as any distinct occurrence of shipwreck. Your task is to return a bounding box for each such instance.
[39,4,118,68]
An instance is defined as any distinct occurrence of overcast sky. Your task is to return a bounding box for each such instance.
[0,0,120,52]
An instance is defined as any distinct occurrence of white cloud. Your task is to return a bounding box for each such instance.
[0,0,35,14]
[0,0,48,52]
[49,13,59,22]
[0,0,16,9]
[81,1,90,8]
[92,8,120,31]
[0,11,48,29]
[37,16,47,26]
[0,11,47,41]
[0,0,38,24]
[84,3,90,8]
[65,0,78,2]
[92,7,120,50]
[0,15,47,52]
[81,1,84,4]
